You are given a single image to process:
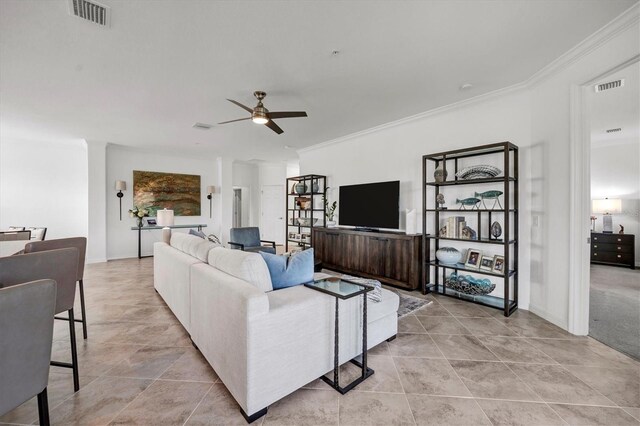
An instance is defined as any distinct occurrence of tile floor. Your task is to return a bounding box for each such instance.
[1,258,639,425]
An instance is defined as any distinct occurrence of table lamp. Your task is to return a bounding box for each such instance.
[592,198,621,233]
[157,208,174,244]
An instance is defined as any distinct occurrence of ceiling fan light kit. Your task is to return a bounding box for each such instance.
[219,91,308,134]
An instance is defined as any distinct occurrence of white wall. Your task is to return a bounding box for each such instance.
[0,138,88,240]
[299,15,640,329]
[232,161,260,227]
[106,145,220,259]
[591,138,640,264]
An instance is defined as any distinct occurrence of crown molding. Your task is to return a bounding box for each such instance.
[298,3,640,156]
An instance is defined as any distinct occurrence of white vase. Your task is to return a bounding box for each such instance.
[436,247,462,265]
[327,220,337,228]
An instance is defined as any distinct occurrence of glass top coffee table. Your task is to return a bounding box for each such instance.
[304,277,374,394]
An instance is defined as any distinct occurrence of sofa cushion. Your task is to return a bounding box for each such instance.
[170,232,216,263]
[207,247,273,292]
[259,249,314,290]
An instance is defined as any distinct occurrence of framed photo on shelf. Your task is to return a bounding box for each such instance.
[464,249,482,269]
[492,255,505,273]
[288,232,301,241]
[479,254,494,271]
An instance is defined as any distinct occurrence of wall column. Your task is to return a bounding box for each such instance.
[87,140,107,263]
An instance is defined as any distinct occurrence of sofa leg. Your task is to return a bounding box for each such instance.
[386,334,397,342]
[241,407,267,424]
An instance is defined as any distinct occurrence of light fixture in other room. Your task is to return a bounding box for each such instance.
[592,198,622,233]
[115,180,126,220]
[206,186,216,218]
[157,208,174,244]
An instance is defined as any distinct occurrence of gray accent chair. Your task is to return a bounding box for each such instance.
[0,230,31,241]
[0,279,57,425]
[25,237,88,339]
[229,227,276,254]
[0,248,81,392]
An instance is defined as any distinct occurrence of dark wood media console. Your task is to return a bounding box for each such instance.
[312,227,425,290]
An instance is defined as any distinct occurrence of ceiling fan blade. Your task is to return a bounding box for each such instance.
[265,120,284,134]
[218,117,251,125]
[268,111,308,119]
[227,99,254,113]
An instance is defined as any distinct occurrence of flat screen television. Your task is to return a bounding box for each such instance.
[339,180,399,229]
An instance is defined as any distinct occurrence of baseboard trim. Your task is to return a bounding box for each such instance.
[86,257,107,264]
[528,303,572,333]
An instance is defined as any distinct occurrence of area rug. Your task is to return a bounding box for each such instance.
[396,292,431,317]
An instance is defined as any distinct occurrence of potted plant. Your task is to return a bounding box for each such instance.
[128,206,149,228]
[323,189,337,227]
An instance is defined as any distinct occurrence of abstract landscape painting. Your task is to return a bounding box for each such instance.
[133,170,201,216]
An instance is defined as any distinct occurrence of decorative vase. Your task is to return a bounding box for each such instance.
[312,181,320,193]
[295,182,307,194]
[434,166,448,183]
[327,220,337,228]
[137,217,144,228]
[490,221,502,239]
[435,247,462,265]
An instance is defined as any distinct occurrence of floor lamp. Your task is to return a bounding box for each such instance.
[157,209,174,244]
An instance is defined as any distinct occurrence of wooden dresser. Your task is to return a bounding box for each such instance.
[312,227,424,290]
[590,233,635,269]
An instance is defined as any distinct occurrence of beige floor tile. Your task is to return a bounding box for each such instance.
[624,407,640,421]
[339,391,415,425]
[505,321,576,338]
[185,383,258,425]
[337,355,404,393]
[109,380,211,425]
[263,388,339,425]
[475,336,557,364]
[527,338,636,368]
[388,333,443,358]
[549,403,640,425]
[564,365,640,408]
[393,357,470,397]
[50,340,141,377]
[415,316,470,335]
[449,360,541,401]
[48,376,152,425]
[507,363,614,405]
[455,317,518,336]
[430,334,498,361]
[160,347,219,382]
[476,399,565,426]
[411,303,452,317]
[406,394,490,426]
[104,345,187,379]
[368,341,391,356]
[441,303,492,318]
[398,315,427,333]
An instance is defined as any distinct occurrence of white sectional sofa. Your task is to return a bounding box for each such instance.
[154,232,399,423]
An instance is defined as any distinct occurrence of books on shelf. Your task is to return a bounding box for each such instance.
[445,217,466,238]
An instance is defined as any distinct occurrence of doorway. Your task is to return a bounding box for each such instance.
[233,188,242,228]
[261,185,285,244]
[586,61,640,359]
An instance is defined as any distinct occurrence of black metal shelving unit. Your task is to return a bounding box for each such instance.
[285,174,327,252]
[422,142,518,316]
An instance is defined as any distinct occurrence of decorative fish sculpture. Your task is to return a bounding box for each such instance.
[456,197,480,210]
[474,191,504,209]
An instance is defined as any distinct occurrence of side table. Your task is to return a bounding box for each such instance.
[304,277,374,394]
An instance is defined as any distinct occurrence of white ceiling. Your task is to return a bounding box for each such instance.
[0,0,636,161]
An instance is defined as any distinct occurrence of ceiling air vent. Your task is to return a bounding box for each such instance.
[606,128,622,133]
[595,79,624,93]
[68,0,110,27]
[192,122,213,130]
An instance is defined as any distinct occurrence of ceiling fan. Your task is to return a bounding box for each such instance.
[218,91,307,134]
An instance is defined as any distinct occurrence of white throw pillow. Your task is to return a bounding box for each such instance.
[207,247,273,292]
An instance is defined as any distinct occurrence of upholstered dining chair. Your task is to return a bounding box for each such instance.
[0,279,57,425]
[0,230,31,241]
[25,237,88,339]
[0,248,81,392]
[229,227,276,254]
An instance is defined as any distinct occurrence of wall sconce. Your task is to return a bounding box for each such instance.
[592,198,622,233]
[206,186,216,218]
[115,180,126,220]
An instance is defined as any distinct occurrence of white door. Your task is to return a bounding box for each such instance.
[261,185,285,244]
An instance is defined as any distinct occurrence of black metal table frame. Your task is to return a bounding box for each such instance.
[132,224,206,259]
[304,279,374,394]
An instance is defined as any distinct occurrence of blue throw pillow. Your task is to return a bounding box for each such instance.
[260,249,314,290]
[189,229,207,239]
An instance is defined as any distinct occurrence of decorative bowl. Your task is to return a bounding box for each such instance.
[436,247,462,265]
[296,217,318,227]
[455,165,502,180]
[446,273,496,295]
